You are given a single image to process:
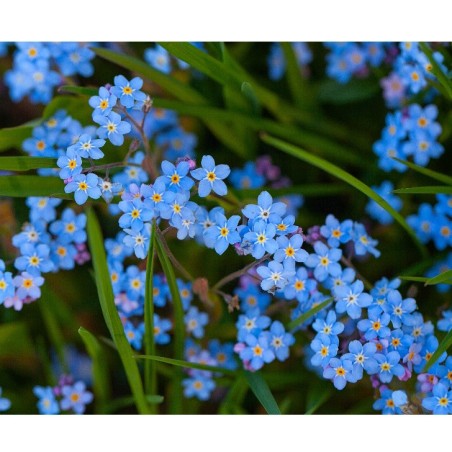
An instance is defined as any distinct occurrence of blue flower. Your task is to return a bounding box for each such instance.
[68,134,106,160]
[89,86,117,120]
[156,160,194,192]
[256,260,295,292]
[57,148,83,180]
[366,181,403,225]
[239,333,275,371]
[310,334,339,367]
[50,208,87,245]
[96,111,132,146]
[384,290,417,328]
[373,389,403,415]
[236,308,271,342]
[123,223,152,259]
[234,284,271,313]
[242,191,286,223]
[124,321,144,350]
[407,203,437,244]
[274,215,298,236]
[422,383,452,415]
[334,280,373,320]
[351,223,380,258]
[342,340,379,379]
[185,306,208,339]
[273,234,308,268]
[305,241,342,282]
[403,131,444,166]
[374,351,404,383]
[111,75,147,109]
[60,381,93,414]
[438,310,452,332]
[312,310,344,336]
[208,340,238,370]
[230,161,266,189]
[0,387,11,412]
[0,263,15,304]
[283,266,317,303]
[265,321,295,361]
[320,214,353,248]
[372,136,407,173]
[190,155,230,197]
[64,173,102,205]
[323,357,357,390]
[405,104,441,139]
[33,386,59,415]
[171,207,197,240]
[13,271,44,300]
[182,376,215,401]
[243,220,278,259]
[357,310,391,340]
[26,197,62,223]
[203,213,241,255]
[53,43,94,77]
[144,45,172,74]
[153,314,172,345]
[14,243,54,275]
[118,198,155,232]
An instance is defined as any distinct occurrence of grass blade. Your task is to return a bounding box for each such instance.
[424,330,452,372]
[155,231,186,412]
[393,158,452,186]
[398,276,430,283]
[262,134,428,257]
[393,186,452,195]
[0,157,57,171]
[135,354,237,376]
[419,43,452,100]
[0,176,66,198]
[288,297,334,330]
[144,221,157,404]
[425,269,452,286]
[244,371,281,414]
[86,207,151,414]
[0,123,36,152]
[78,327,111,414]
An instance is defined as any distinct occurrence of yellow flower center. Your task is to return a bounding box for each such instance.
[36,140,46,151]
[206,171,216,182]
[294,280,304,291]
[78,182,88,191]
[220,227,229,237]
[122,86,133,95]
[253,345,263,357]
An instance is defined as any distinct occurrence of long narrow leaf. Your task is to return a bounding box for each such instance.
[419,43,452,100]
[86,208,151,414]
[288,297,334,330]
[425,269,452,286]
[393,158,452,186]
[155,232,186,412]
[152,98,366,167]
[0,176,66,198]
[398,276,430,283]
[393,186,452,195]
[262,134,428,257]
[0,157,57,171]
[78,327,111,414]
[424,330,452,372]
[135,354,237,376]
[244,371,281,415]
[144,221,157,402]
[0,123,36,152]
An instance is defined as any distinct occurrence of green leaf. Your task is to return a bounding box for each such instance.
[398,276,430,283]
[393,158,452,186]
[288,297,334,330]
[43,95,92,124]
[152,97,366,168]
[135,354,237,376]
[155,231,186,412]
[0,176,66,198]
[0,123,36,152]
[0,156,57,171]
[58,85,98,96]
[318,79,380,104]
[104,395,164,414]
[262,134,428,257]
[144,221,157,403]
[393,186,452,195]
[425,269,452,286]
[86,208,151,414]
[305,385,333,414]
[424,330,452,372]
[244,371,281,415]
[419,43,452,100]
[218,375,249,414]
[78,327,111,414]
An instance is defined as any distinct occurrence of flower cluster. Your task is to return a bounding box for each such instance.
[4,42,95,104]
[373,104,443,172]
[33,375,93,414]
[0,204,89,311]
[144,43,204,74]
